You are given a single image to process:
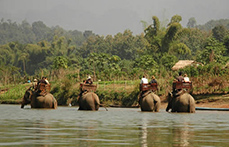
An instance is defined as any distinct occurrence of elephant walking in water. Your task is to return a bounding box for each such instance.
[21,88,57,109]
[166,90,195,113]
[78,91,100,111]
[139,91,161,112]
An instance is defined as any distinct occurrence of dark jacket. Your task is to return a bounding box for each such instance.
[177,76,184,82]
[149,79,157,84]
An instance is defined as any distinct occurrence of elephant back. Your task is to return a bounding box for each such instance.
[140,92,161,112]
[179,93,195,105]
[79,92,100,110]
[172,92,195,113]
[31,93,57,109]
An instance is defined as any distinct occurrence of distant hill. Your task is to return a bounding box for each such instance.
[197,19,229,31]
[0,19,93,45]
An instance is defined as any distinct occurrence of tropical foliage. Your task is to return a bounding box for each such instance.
[1,16,229,105]
[1,16,229,85]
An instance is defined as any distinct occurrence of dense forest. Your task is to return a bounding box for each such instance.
[1,15,229,86]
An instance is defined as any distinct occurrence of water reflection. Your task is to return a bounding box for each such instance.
[1,105,229,146]
[171,122,192,147]
[140,116,148,147]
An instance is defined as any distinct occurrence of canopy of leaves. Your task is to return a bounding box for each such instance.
[0,17,229,84]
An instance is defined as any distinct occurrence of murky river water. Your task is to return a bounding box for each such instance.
[0,105,229,147]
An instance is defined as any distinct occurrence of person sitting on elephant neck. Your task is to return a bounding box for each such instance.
[85,76,93,84]
[177,71,184,82]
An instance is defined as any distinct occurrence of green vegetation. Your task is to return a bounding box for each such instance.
[1,16,229,106]
[0,83,30,104]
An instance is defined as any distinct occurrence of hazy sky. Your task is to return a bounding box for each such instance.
[0,0,229,35]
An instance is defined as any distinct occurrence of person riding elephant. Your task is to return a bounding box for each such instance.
[78,82,100,111]
[84,76,93,84]
[138,75,161,112]
[139,91,161,112]
[166,90,195,113]
[21,88,57,109]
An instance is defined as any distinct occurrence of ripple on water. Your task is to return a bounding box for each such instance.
[1,105,229,146]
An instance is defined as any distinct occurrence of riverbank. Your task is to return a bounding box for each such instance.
[159,94,229,109]
[1,81,229,109]
[2,93,229,109]
[194,94,229,108]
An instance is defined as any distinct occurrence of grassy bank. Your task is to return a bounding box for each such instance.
[0,83,31,104]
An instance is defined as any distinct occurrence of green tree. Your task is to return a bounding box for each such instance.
[32,21,51,42]
[196,37,227,64]
[187,17,197,28]
[134,55,158,74]
[224,35,229,55]
[144,16,163,53]
[18,52,29,74]
[167,15,182,26]
[212,25,227,42]
[160,53,178,69]
[0,65,19,85]
[179,28,209,58]
[53,56,68,69]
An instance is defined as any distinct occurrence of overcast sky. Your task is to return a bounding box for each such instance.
[0,0,229,35]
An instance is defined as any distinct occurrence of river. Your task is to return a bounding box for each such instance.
[0,105,229,147]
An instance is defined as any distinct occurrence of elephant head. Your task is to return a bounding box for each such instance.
[139,91,161,112]
[21,88,32,108]
[78,92,100,111]
[166,90,195,113]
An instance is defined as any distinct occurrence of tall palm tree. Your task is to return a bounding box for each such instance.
[18,52,30,74]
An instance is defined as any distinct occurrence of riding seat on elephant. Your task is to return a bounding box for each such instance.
[138,83,161,112]
[78,83,100,111]
[166,81,195,113]
[21,85,57,109]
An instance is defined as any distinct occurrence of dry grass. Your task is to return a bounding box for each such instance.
[191,76,229,95]
[97,84,136,92]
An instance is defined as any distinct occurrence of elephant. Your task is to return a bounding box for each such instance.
[21,88,57,109]
[139,91,161,112]
[78,91,100,111]
[166,90,195,113]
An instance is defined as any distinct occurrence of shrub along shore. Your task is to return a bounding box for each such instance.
[1,74,229,107]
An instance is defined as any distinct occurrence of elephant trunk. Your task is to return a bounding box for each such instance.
[166,104,171,112]
[166,92,173,112]
[166,106,169,112]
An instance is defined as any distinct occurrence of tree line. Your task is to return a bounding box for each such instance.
[1,15,229,85]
